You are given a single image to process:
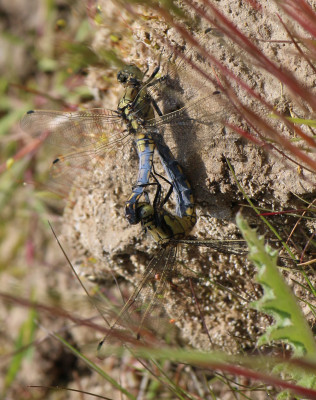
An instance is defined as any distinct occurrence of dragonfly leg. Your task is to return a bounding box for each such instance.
[150,173,162,212]
[146,74,168,89]
[152,98,163,117]
[151,163,174,208]
[142,65,149,77]
[143,190,150,204]
[143,50,162,86]
[145,53,169,91]
[130,62,162,110]
[126,179,162,225]
[144,64,160,85]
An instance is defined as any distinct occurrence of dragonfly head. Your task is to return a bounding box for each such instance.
[117,65,144,88]
[136,203,155,227]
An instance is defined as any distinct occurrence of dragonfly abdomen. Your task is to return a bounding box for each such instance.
[156,137,196,221]
[125,132,156,224]
[136,137,197,243]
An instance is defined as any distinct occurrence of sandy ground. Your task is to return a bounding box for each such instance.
[62,0,316,353]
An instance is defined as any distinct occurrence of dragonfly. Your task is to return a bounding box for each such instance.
[100,151,294,350]
[20,39,229,224]
[97,154,252,351]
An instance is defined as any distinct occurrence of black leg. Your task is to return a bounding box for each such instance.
[152,98,163,116]
[151,163,174,208]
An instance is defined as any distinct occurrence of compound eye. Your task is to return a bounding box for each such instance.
[117,71,127,83]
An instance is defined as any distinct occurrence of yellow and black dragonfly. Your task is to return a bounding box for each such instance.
[20,39,229,224]
[97,168,254,353]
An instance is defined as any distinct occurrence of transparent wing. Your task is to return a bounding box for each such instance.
[145,36,213,107]
[146,91,228,129]
[145,32,226,111]
[44,145,111,197]
[103,237,252,345]
[20,108,125,149]
[146,90,230,180]
[20,108,131,195]
[105,245,177,342]
[141,37,232,161]
[175,238,250,256]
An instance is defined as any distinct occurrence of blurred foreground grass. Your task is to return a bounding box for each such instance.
[0,2,98,398]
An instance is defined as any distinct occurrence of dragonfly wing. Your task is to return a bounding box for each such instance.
[20,108,126,149]
[147,91,229,129]
[45,145,106,196]
[174,239,250,256]
[145,32,225,111]
[145,91,230,176]
[141,34,233,160]
[108,245,177,340]
[21,108,131,196]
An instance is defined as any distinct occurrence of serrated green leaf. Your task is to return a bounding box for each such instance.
[236,213,316,392]
[236,212,316,357]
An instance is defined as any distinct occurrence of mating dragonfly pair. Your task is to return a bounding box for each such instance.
[21,43,235,344]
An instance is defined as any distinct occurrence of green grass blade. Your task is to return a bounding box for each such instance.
[226,158,296,259]
[4,307,37,391]
[53,333,136,400]
[286,117,316,128]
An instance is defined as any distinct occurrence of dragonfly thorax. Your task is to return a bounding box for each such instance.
[117,64,155,126]
[117,89,155,132]
[117,87,139,115]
